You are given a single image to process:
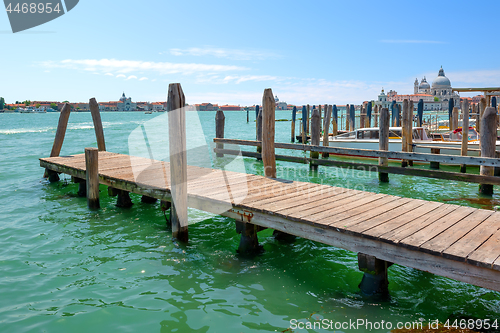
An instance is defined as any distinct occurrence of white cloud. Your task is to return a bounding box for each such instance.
[105,73,114,76]
[116,74,126,78]
[381,40,445,44]
[41,58,247,75]
[168,47,278,60]
[126,75,137,80]
[139,77,148,81]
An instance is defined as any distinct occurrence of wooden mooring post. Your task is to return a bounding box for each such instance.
[322,104,332,158]
[291,106,297,142]
[256,106,262,159]
[89,98,106,152]
[85,147,100,209]
[306,104,310,135]
[378,108,389,182]
[167,83,188,242]
[310,107,321,171]
[332,105,338,137]
[345,104,350,131]
[44,103,71,182]
[262,88,276,178]
[460,99,470,173]
[215,110,225,157]
[301,105,307,144]
[479,107,497,195]
[401,100,413,167]
[349,105,355,131]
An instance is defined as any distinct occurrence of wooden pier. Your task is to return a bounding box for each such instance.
[41,151,500,293]
[39,84,500,296]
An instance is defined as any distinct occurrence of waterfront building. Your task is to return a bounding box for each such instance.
[195,103,219,111]
[376,67,460,111]
[219,104,242,111]
[275,96,288,110]
[117,92,136,111]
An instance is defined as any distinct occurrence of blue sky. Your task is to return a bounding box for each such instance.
[2,0,499,106]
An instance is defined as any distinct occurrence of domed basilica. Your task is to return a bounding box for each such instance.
[376,67,460,111]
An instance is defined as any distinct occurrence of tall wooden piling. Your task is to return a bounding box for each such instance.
[479,98,487,133]
[345,104,350,131]
[85,147,100,209]
[349,105,355,131]
[318,105,322,133]
[256,107,263,158]
[479,107,497,195]
[44,103,72,182]
[332,105,338,136]
[167,83,188,242]
[301,105,307,143]
[365,103,372,128]
[306,104,310,135]
[215,110,225,157]
[246,109,249,123]
[310,108,321,171]
[291,106,297,142]
[401,100,410,167]
[460,99,470,173]
[322,105,332,158]
[374,105,379,127]
[89,98,106,152]
[262,89,276,178]
[360,106,366,129]
[379,108,389,182]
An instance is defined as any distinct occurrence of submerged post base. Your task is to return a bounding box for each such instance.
[273,230,296,243]
[74,178,86,197]
[378,172,389,183]
[44,169,60,182]
[116,189,133,208]
[141,195,158,204]
[237,222,262,255]
[358,253,392,295]
[479,184,494,196]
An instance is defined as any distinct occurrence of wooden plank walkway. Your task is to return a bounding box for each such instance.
[40,152,500,292]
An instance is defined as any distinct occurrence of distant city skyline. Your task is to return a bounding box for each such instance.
[2,0,500,106]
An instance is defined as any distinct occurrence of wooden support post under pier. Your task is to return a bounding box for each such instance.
[378,108,389,182]
[479,107,497,195]
[141,195,158,204]
[85,147,100,209]
[358,253,393,295]
[322,104,332,158]
[167,83,189,242]
[460,99,470,173]
[116,189,133,208]
[215,110,225,158]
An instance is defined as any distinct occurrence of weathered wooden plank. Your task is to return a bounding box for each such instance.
[398,206,476,251]
[363,202,443,240]
[289,192,388,225]
[467,228,500,270]
[418,209,493,255]
[324,196,411,227]
[241,182,314,205]
[346,199,427,234]
[276,188,360,216]
[443,213,500,262]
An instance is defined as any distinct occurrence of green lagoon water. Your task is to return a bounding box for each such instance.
[0,111,499,332]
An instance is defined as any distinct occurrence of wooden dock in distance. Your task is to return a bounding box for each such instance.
[40,152,500,293]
